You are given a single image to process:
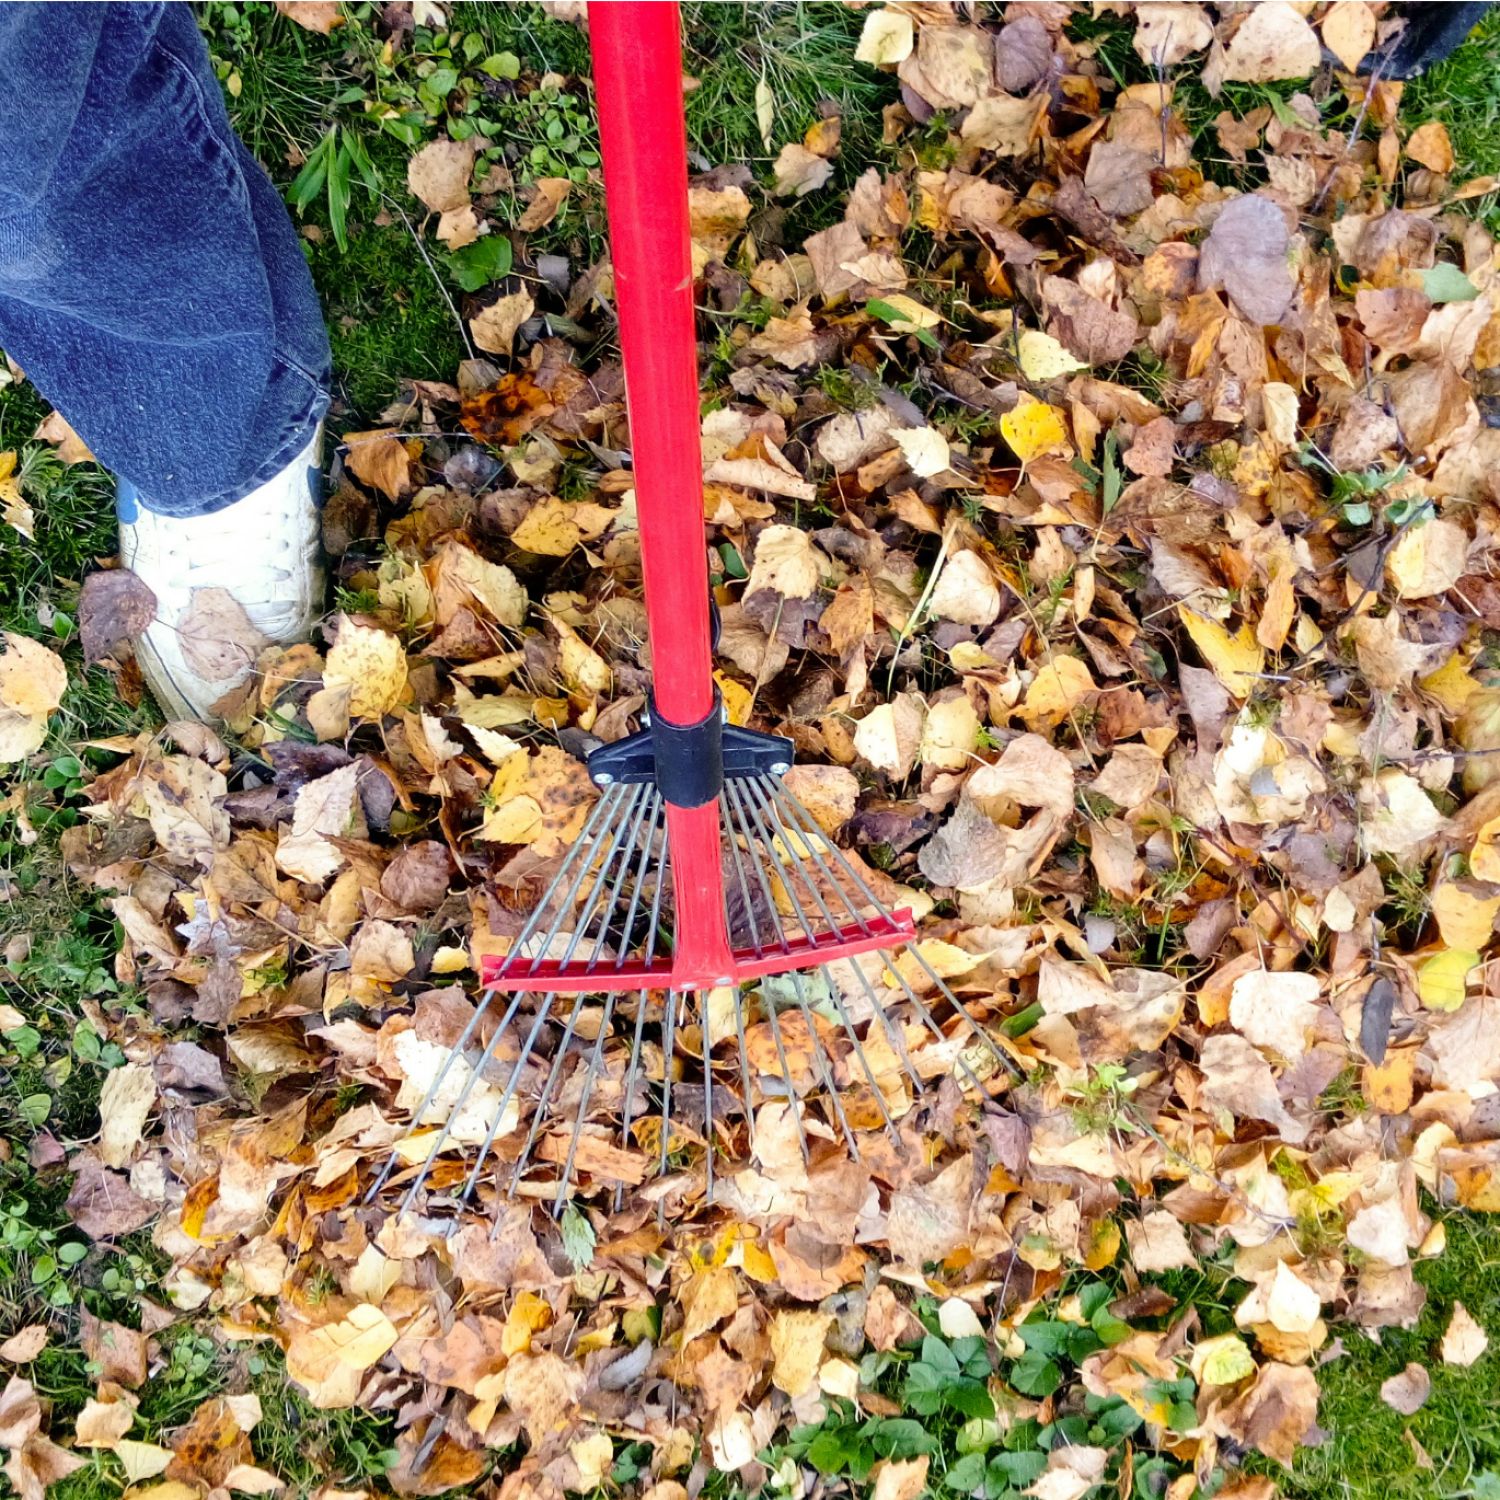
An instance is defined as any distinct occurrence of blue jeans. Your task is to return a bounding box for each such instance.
[0,3,329,518]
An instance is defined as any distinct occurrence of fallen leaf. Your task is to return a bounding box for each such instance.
[407,139,475,213]
[1380,1363,1431,1414]
[1442,1301,1489,1366]
[324,617,408,720]
[471,292,534,357]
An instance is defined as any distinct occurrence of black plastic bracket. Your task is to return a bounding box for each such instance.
[586,694,793,807]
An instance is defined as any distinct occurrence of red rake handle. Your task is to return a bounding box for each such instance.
[592,1,714,727]
[592,2,733,986]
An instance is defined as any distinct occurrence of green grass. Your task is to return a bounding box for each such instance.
[1404,6,1500,227]
[1264,1213,1500,1500]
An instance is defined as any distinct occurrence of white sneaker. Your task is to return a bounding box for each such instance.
[117,427,326,722]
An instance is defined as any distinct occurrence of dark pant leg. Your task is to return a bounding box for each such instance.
[0,2,329,517]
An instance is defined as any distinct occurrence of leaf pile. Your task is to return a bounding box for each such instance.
[17,2,1500,1495]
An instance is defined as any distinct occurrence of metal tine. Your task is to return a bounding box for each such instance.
[507,989,591,1195]
[761,778,876,933]
[876,950,1002,1096]
[614,843,671,1213]
[737,782,895,1141]
[520,782,646,975]
[477,791,655,1203]
[789,968,862,1157]
[579,786,657,972]
[658,989,677,1181]
[730,986,756,1130]
[553,986,620,1212]
[753,780,926,1094]
[724,780,795,950]
[493,792,666,1206]
[613,990,650,1216]
[754,971,811,1163]
[721,791,776,958]
[452,994,560,1218]
[766,776,1020,1079]
[587,788,663,970]
[364,984,511,1205]
[702,1000,715,1203]
[398,988,535,1218]
[718,792,763,1118]
[493,784,628,976]
[383,789,648,1214]
[724,780,810,1158]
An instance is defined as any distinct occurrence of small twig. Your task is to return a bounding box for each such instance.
[382,192,477,360]
[1311,49,1389,215]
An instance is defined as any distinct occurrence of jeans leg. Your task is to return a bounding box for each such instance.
[0,3,330,518]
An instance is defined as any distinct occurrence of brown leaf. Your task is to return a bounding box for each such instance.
[80,1313,148,1389]
[343,428,412,502]
[406,139,475,214]
[66,1154,156,1239]
[79,569,156,667]
[1441,1301,1489,1366]
[1218,1361,1319,1466]
[1198,195,1295,326]
[471,292,535,358]
[0,1330,45,1366]
[380,841,453,913]
[273,1,342,33]
[1380,1363,1431,1414]
[1043,276,1140,364]
[518,177,570,232]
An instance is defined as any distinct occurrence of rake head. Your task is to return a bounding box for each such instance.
[365,718,1020,1226]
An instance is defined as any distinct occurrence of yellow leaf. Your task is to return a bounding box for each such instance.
[874,293,942,332]
[1000,394,1071,464]
[323,616,408,719]
[769,1310,834,1396]
[1192,1332,1257,1387]
[116,1443,175,1484]
[892,427,950,478]
[1016,654,1095,728]
[1433,884,1500,950]
[740,1239,778,1282]
[1179,608,1265,698]
[716,671,753,726]
[319,1303,399,1371]
[502,1291,553,1356]
[1018,329,1088,382]
[854,7,914,65]
[511,496,582,557]
[1422,652,1482,715]
[1472,814,1500,884]
[1418,948,1479,1012]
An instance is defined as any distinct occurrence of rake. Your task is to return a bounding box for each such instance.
[370,1,1019,1222]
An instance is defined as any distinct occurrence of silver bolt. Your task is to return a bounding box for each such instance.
[594,772,615,786]
[713,976,734,988]
[770,761,791,776]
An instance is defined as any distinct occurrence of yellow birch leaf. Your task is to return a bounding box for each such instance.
[1432,884,1500,950]
[1179,608,1265,698]
[717,671,753,726]
[1018,329,1088,381]
[1000,394,1071,464]
[1421,652,1482,715]
[324,616,408,719]
[502,1291,554,1356]
[1016,654,1095,728]
[1472,814,1500,884]
[1192,1333,1257,1387]
[854,7,914,65]
[511,496,582,557]
[1418,948,1479,1012]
